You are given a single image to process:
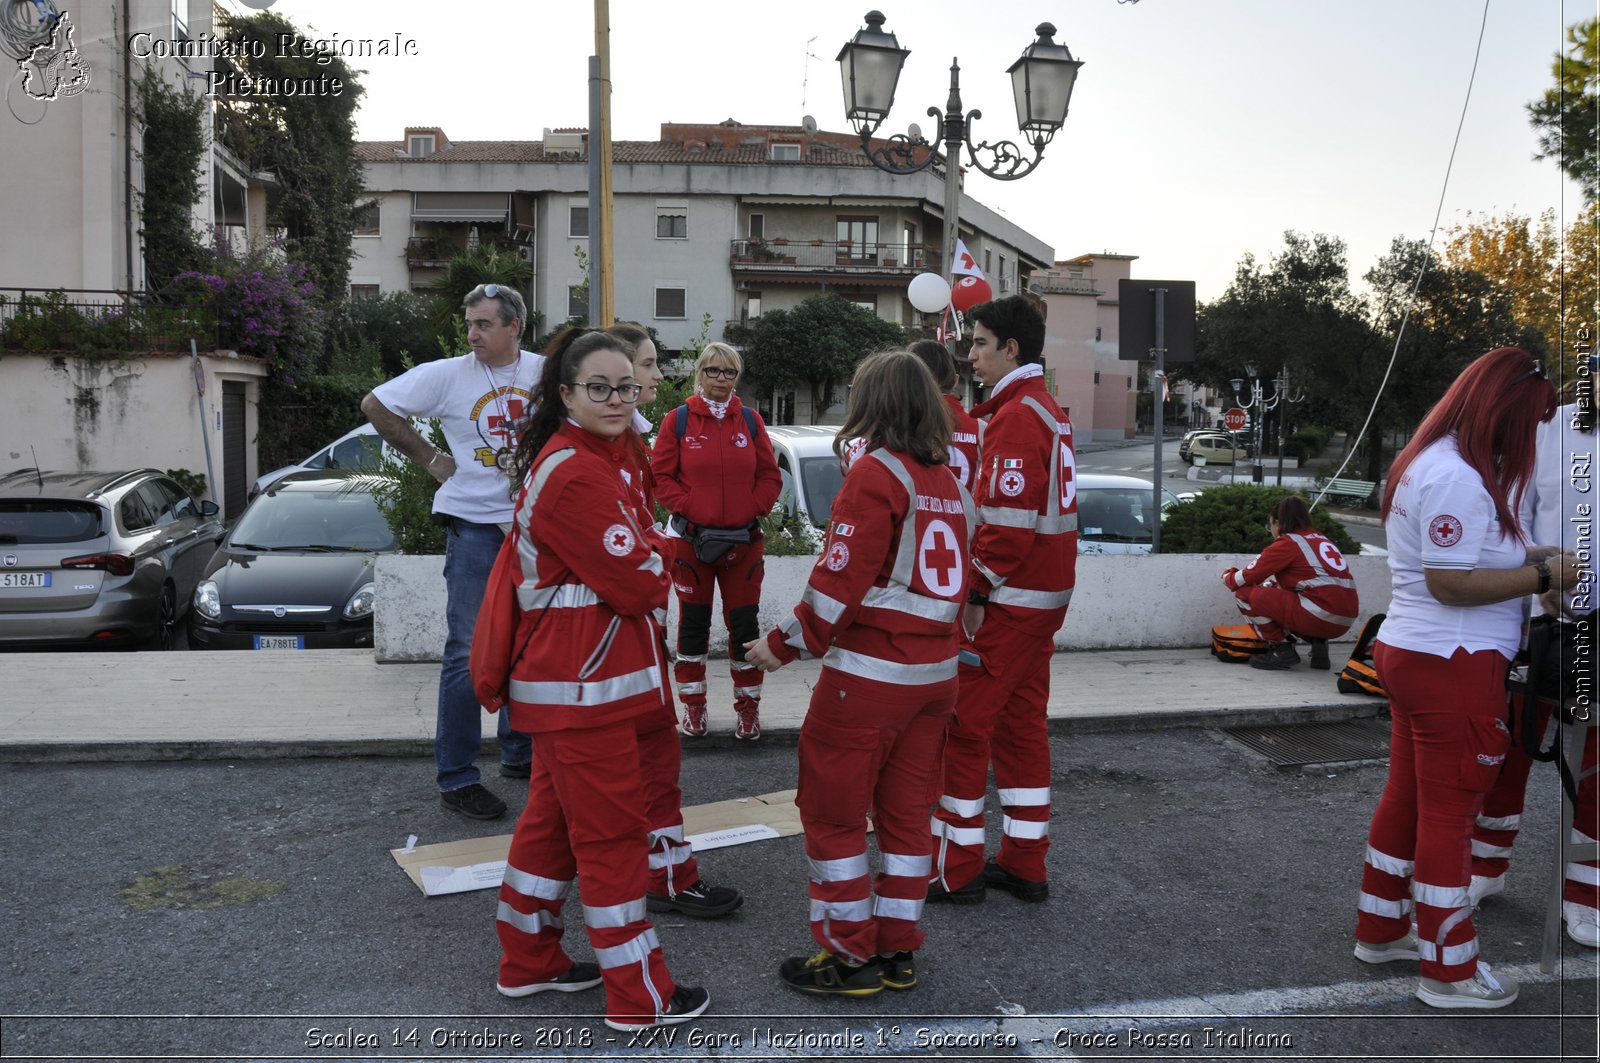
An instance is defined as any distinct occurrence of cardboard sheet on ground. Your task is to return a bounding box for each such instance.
[390,788,808,897]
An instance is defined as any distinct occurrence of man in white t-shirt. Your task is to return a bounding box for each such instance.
[361,283,546,820]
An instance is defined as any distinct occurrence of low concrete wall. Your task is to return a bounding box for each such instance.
[376,552,1393,663]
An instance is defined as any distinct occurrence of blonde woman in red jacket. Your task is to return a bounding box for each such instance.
[651,341,783,740]
[471,330,709,1033]
[747,350,973,997]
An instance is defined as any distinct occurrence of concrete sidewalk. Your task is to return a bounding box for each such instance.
[2,646,1383,762]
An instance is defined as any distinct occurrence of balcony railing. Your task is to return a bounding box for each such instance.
[0,288,213,354]
[729,240,930,273]
[406,233,525,268]
[1027,275,1100,296]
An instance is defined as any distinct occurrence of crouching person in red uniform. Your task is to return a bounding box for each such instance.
[1221,494,1359,670]
[471,331,709,1032]
[745,350,973,996]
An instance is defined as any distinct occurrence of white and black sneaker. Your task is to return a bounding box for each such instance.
[603,985,711,1032]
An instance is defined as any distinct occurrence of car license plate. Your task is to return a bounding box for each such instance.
[253,635,305,650]
[0,572,50,588]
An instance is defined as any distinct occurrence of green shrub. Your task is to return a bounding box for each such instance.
[1158,483,1361,555]
[369,420,448,555]
[255,371,375,471]
[760,506,824,556]
[164,468,208,500]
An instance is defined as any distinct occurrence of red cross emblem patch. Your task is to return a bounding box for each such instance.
[603,523,636,557]
[1428,514,1462,547]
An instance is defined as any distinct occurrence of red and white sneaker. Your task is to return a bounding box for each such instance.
[733,700,761,741]
[681,702,708,737]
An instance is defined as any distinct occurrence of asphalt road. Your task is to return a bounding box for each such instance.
[3,728,1594,1062]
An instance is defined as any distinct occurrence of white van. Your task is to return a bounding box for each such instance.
[766,426,848,527]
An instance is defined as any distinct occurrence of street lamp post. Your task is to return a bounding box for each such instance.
[837,10,1083,281]
[1231,367,1305,486]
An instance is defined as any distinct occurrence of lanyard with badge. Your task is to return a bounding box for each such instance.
[480,357,520,472]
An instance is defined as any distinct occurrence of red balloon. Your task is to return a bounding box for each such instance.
[950,275,993,313]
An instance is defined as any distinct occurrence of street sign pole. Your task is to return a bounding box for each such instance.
[1151,287,1166,554]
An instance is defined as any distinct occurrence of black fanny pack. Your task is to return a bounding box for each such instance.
[672,515,755,565]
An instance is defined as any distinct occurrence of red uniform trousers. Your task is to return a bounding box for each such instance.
[497,721,678,1026]
[1356,644,1512,982]
[797,668,955,964]
[669,537,765,714]
[635,699,699,895]
[1231,584,1350,643]
[932,619,1056,888]
[1473,694,1600,912]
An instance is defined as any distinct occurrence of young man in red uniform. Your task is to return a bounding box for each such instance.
[929,295,1076,905]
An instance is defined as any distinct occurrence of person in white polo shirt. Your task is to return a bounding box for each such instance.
[1351,347,1580,1010]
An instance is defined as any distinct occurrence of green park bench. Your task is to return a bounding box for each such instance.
[1321,477,1379,508]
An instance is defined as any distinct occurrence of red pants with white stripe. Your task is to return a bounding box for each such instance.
[932,620,1055,888]
[636,701,699,895]
[1230,584,1350,643]
[669,537,765,715]
[498,721,680,1025]
[1356,644,1510,982]
[796,668,954,963]
[1473,694,1600,912]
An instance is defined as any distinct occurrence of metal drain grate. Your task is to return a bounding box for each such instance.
[1222,718,1392,769]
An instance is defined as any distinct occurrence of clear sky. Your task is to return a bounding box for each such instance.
[239,0,1588,302]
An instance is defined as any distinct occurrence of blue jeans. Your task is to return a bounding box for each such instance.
[437,519,531,791]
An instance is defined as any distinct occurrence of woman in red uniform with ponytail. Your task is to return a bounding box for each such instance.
[746,349,973,997]
[909,339,982,490]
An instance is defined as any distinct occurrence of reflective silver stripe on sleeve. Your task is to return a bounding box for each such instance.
[1470,840,1513,860]
[997,786,1051,806]
[980,505,1039,530]
[1037,512,1078,534]
[1357,893,1414,919]
[1476,813,1520,832]
[1300,599,1360,626]
[930,817,985,846]
[974,559,1006,590]
[510,664,661,707]
[519,584,603,610]
[1002,815,1050,840]
[801,585,849,624]
[823,646,957,684]
[1416,937,1479,966]
[778,612,812,656]
[808,852,871,882]
[496,900,562,934]
[881,852,932,878]
[593,928,660,969]
[862,584,962,623]
[583,897,648,929]
[872,894,925,921]
[1365,846,1414,878]
[864,450,921,589]
[1411,881,1471,909]
[988,585,1074,610]
[501,865,573,901]
[809,896,873,923]
[938,794,986,817]
[1568,862,1600,886]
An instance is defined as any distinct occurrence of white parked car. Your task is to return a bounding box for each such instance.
[1075,473,1182,556]
[251,423,394,501]
[766,426,850,527]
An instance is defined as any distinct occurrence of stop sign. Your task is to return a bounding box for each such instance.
[1222,407,1248,432]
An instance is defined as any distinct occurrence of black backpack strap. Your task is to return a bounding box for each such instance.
[674,404,690,437]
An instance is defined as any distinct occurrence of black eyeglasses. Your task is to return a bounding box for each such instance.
[574,381,642,404]
[1512,359,1544,386]
[701,366,738,380]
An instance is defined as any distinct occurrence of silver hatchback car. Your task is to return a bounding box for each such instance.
[0,469,223,650]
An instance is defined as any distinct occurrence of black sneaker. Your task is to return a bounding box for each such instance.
[603,984,712,1032]
[646,879,744,918]
[925,873,985,905]
[497,961,602,997]
[440,783,507,820]
[1308,638,1331,670]
[778,950,884,996]
[984,860,1049,902]
[879,951,917,990]
[1249,642,1301,670]
[499,761,532,779]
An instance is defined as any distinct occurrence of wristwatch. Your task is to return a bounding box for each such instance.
[1534,560,1552,594]
[967,591,990,606]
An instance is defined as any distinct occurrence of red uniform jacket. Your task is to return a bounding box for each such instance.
[945,393,983,491]
[471,424,671,734]
[968,371,1077,636]
[1227,530,1360,626]
[651,395,783,529]
[766,448,972,691]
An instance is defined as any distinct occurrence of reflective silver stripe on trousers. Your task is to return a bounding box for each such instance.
[677,682,707,695]
[810,896,873,923]
[1568,862,1600,886]
[519,584,603,610]
[1301,599,1359,626]
[510,664,661,706]
[1470,840,1513,859]
[1477,813,1520,831]
[647,824,685,845]
[501,865,573,901]
[931,816,985,846]
[733,686,763,699]
[1412,881,1471,909]
[1002,815,1050,840]
[514,448,576,611]
[676,653,708,665]
[802,585,849,624]
[881,851,932,878]
[809,852,870,882]
[593,928,660,970]
[730,661,761,674]
[989,585,1074,610]
[1298,574,1357,591]
[648,847,693,871]
[872,894,925,921]
[823,645,957,684]
[1357,892,1414,918]
[939,794,985,818]
[496,900,562,934]
[584,897,648,929]
[1416,936,1479,966]
[862,584,962,623]
[998,786,1050,806]
[1365,846,1414,877]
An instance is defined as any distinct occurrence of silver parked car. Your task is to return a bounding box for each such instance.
[0,469,223,650]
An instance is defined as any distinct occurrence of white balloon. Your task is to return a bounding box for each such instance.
[907,273,952,314]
